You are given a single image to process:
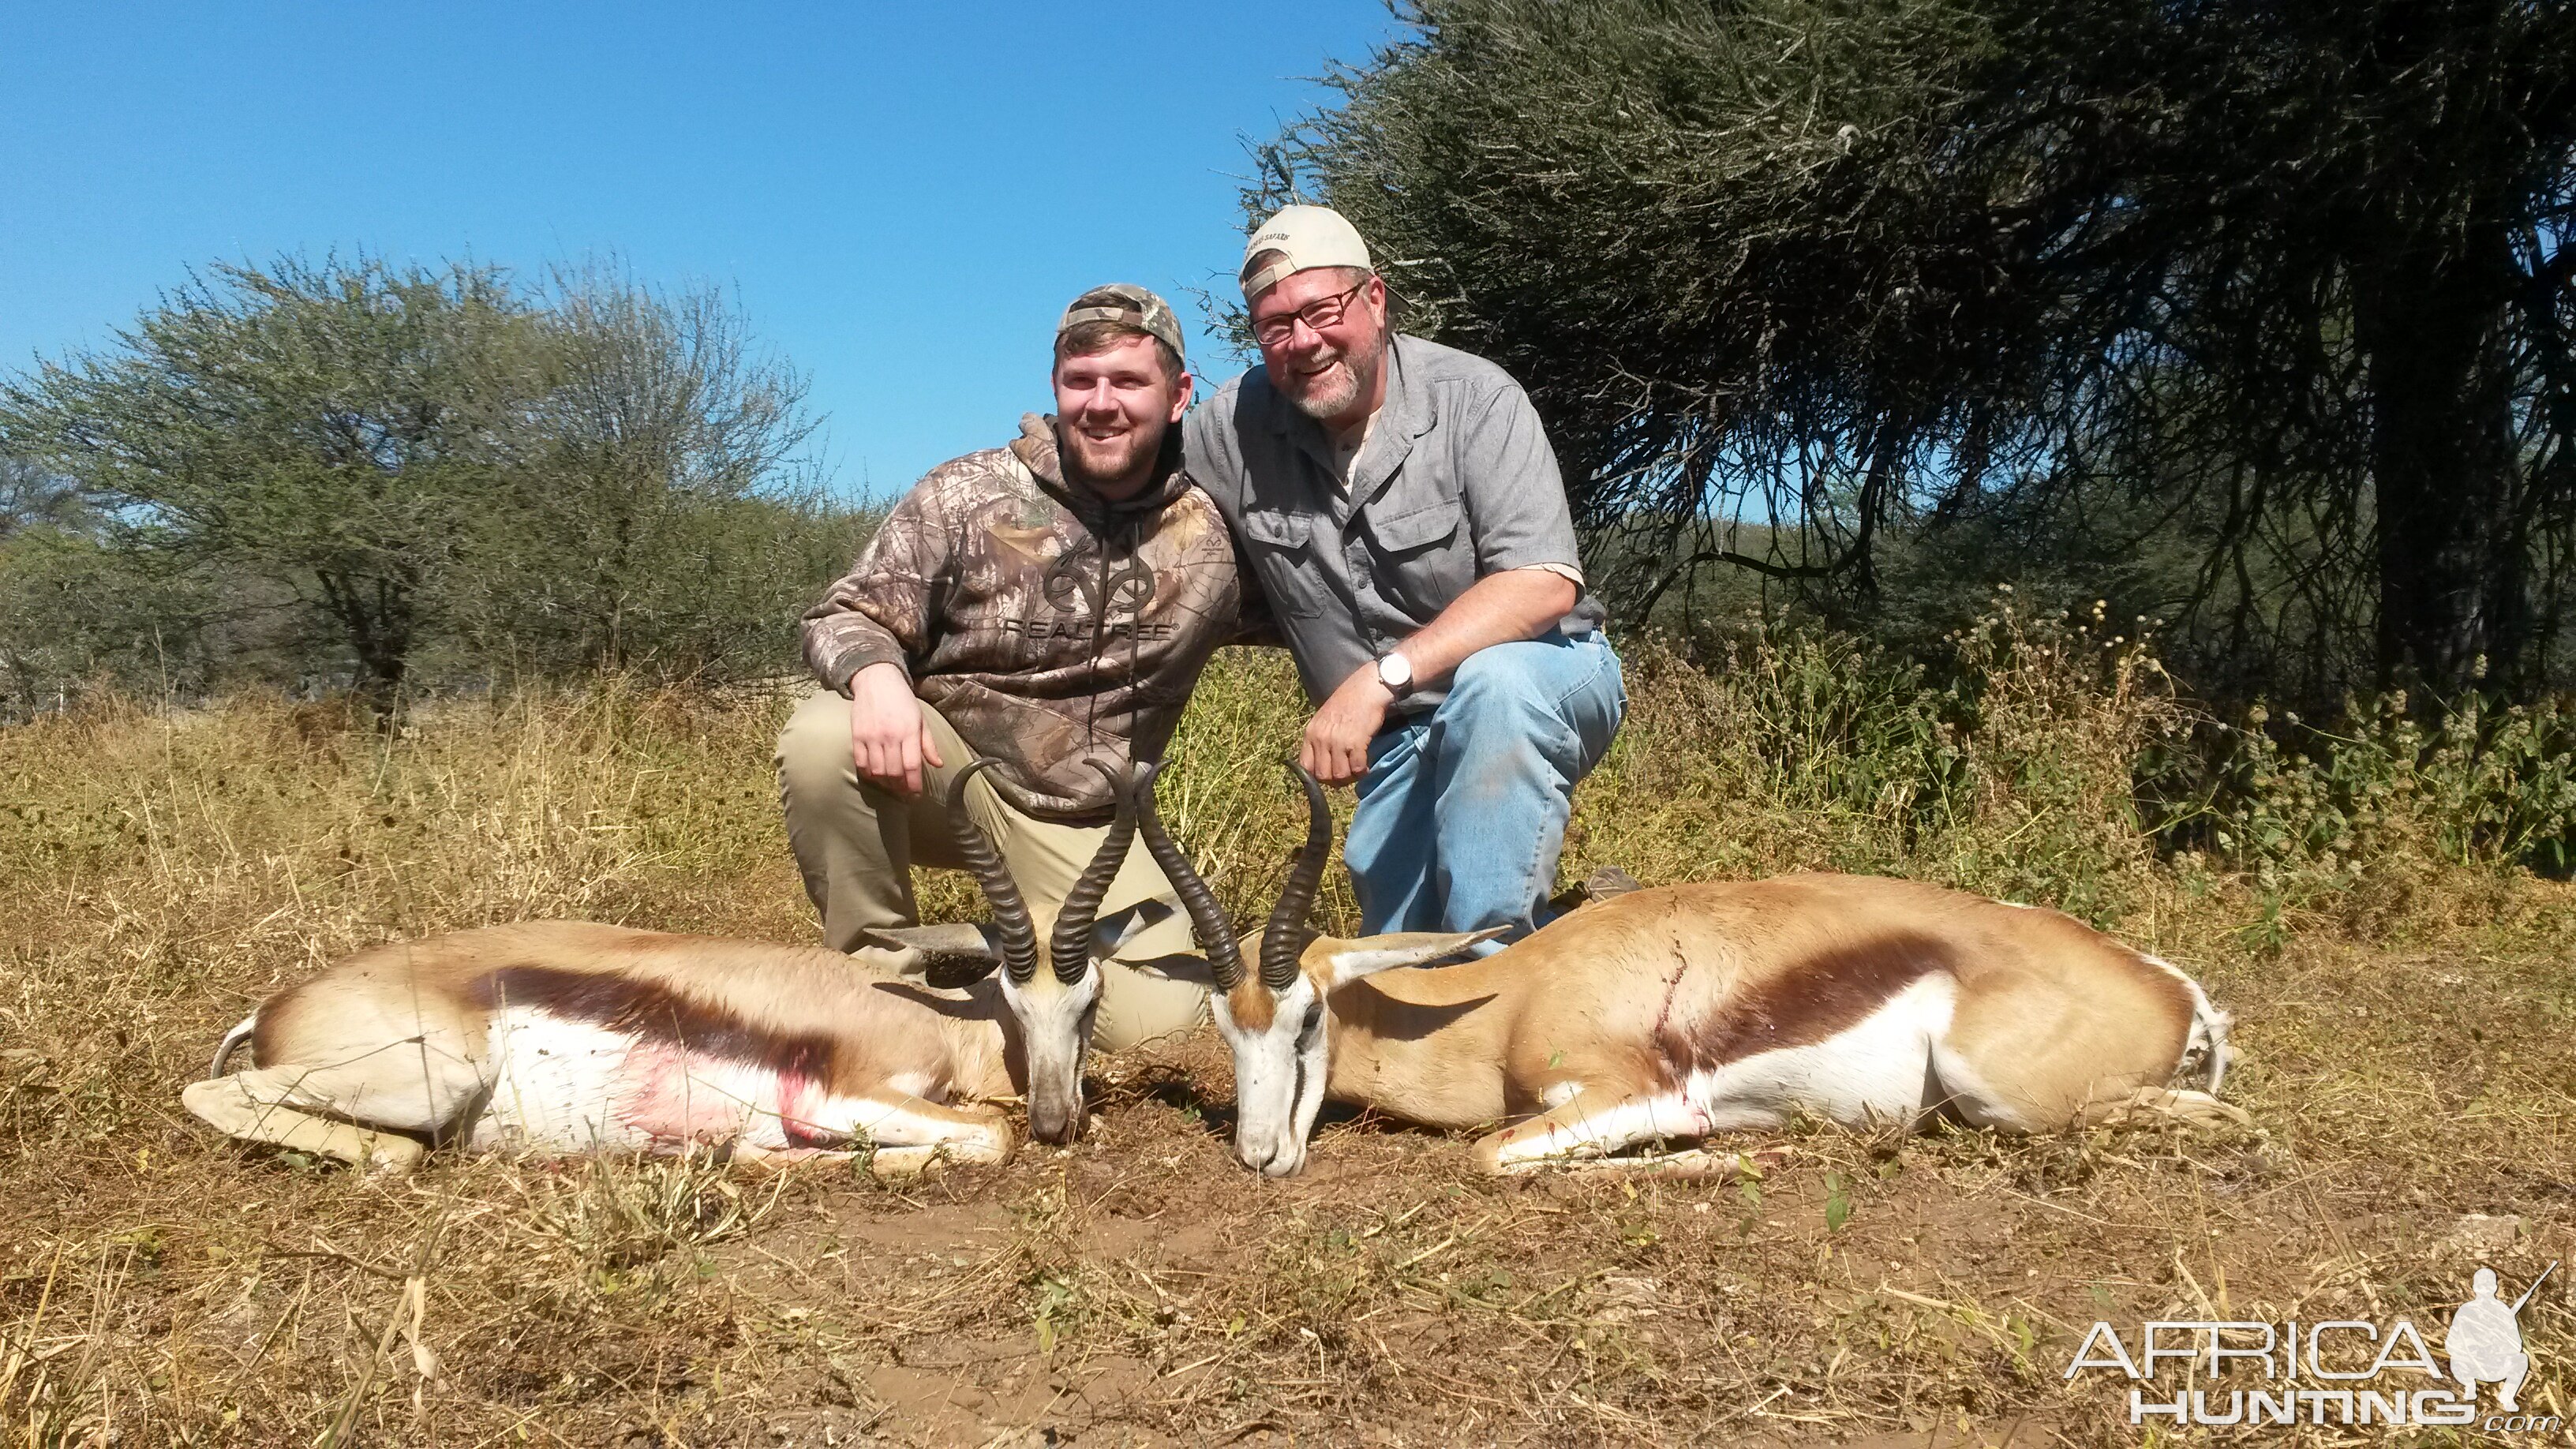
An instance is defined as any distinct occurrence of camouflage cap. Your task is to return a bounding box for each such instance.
[1057,284,1187,365]
[1240,204,1374,298]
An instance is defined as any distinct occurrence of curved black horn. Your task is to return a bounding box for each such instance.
[948,757,1041,983]
[1125,758,1245,991]
[1050,758,1138,984]
[1260,761,1334,992]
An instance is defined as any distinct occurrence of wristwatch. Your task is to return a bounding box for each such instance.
[1374,650,1415,698]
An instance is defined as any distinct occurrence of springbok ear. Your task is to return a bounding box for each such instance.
[863,923,999,963]
[1320,928,1507,990]
[865,925,1004,990]
[1092,898,1176,960]
[1112,950,1220,989]
[919,955,1003,990]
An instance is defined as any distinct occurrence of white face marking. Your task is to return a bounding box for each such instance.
[1215,974,1328,1178]
[998,963,1105,1144]
[1215,933,1496,1177]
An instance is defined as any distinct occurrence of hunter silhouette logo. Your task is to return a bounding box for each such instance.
[2451,1264,2551,1411]
[2064,1260,2560,1431]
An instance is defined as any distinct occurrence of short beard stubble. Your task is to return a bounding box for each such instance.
[1060,417,1168,493]
[1281,314,1386,426]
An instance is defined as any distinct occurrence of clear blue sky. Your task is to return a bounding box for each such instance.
[0,3,1404,499]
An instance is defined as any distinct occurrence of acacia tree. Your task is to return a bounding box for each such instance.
[0,259,544,709]
[0,257,839,707]
[1274,0,2576,701]
[0,457,88,541]
[443,265,833,681]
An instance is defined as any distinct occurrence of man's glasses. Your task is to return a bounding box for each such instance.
[1250,279,1371,347]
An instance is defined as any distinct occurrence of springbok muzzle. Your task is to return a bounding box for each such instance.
[947,756,1138,1147]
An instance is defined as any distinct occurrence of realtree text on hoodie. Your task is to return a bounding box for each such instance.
[800,414,1256,822]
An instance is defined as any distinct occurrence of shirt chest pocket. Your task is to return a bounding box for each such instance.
[1368,495,1462,553]
[1363,494,1470,613]
[1238,508,1327,618]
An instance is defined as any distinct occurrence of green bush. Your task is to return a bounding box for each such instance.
[2195,691,2576,909]
[1547,595,2179,926]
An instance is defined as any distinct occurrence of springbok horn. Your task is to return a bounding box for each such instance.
[947,757,1041,983]
[1260,761,1334,992]
[1125,758,1245,991]
[1050,758,1139,984]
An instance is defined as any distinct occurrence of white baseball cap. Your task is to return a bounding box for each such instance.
[1239,204,1374,299]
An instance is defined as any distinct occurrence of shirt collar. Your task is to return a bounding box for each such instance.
[1264,333,1432,440]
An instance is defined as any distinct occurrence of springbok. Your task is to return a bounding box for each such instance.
[1136,765,2240,1178]
[183,757,1165,1170]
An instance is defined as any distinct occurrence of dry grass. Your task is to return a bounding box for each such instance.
[2,640,2572,1446]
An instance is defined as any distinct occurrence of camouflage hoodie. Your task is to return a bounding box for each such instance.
[802,414,1247,821]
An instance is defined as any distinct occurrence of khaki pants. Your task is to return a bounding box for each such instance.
[775,689,1208,1050]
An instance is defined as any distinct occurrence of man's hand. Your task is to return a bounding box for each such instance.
[1301,665,1396,787]
[850,661,943,796]
[1294,570,1576,787]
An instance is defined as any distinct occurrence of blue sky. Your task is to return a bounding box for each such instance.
[0,3,1405,499]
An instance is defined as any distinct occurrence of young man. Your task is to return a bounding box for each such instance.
[1185,205,1624,953]
[779,285,1238,1046]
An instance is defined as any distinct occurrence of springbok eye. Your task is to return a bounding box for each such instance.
[1297,999,1324,1044]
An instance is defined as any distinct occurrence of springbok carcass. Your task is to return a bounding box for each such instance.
[1136,765,2241,1178]
[182,758,1168,1171]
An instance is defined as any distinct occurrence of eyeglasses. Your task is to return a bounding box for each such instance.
[1250,279,1371,347]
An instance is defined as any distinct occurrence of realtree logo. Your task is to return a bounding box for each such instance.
[2063,1263,2558,1432]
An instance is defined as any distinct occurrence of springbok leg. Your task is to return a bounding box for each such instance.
[220,1043,487,1136]
[182,1043,483,1167]
[1468,1088,1717,1174]
[728,1141,977,1179]
[828,1094,1015,1165]
[182,1076,425,1170]
[2071,1086,2252,1130]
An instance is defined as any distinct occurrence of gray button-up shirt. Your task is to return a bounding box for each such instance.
[1185,333,1606,708]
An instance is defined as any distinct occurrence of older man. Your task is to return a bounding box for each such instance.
[778,285,1239,1046]
[1185,205,1624,952]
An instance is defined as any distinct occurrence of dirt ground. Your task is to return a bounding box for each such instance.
[7,918,2574,1447]
[4,686,2572,1444]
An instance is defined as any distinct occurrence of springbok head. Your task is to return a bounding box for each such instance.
[864,755,1160,1145]
[1132,762,1492,1178]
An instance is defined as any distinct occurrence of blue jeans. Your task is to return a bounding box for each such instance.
[1345,633,1625,954]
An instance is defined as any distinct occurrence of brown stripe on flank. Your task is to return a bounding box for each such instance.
[1661,931,1955,1077]
[470,966,841,1084]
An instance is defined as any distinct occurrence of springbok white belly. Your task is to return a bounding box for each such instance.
[1682,972,1958,1131]
[464,1009,948,1154]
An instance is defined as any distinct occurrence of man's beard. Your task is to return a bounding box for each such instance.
[1281,338,1383,424]
[1061,419,1166,490]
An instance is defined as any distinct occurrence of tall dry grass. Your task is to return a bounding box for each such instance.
[2,612,2571,1443]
